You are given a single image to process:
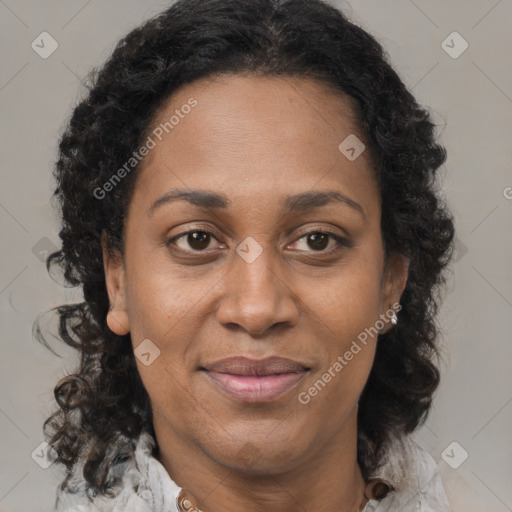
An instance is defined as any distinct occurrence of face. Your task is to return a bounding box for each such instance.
[104,74,408,473]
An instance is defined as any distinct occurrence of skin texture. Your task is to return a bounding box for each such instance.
[103,74,409,512]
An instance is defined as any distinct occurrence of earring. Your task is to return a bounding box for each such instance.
[364,478,393,500]
[390,311,398,325]
[177,489,203,511]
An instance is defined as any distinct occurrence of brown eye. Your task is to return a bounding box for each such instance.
[306,232,330,251]
[186,231,211,250]
[291,231,348,253]
[168,230,218,252]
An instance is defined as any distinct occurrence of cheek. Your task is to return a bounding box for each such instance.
[123,265,196,398]
[125,252,209,341]
[124,253,223,402]
[298,250,383,403]
[299,278,380,418]
[308,258,384,344]
[127,279,199,421]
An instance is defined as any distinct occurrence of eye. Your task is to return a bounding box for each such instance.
[289,230,349,253]
[167,229,221,252]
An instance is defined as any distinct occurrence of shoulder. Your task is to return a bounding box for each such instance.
[53,430,157,512]
[365,434,453,512]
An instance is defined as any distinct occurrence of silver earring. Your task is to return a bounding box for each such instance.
[390,311,398,325]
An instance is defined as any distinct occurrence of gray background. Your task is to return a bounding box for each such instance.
[1,1,511,511]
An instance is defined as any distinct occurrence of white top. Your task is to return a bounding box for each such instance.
[54,429,453,512]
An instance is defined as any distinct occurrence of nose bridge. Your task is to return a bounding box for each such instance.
[217,241,297,334]
[236,247,278,298]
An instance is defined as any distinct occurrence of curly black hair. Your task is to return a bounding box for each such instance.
[37,0,455,496]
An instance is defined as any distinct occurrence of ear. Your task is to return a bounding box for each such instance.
[379,251,409,333]
[102,232,130,335]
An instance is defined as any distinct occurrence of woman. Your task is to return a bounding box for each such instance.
[40,0,455,510]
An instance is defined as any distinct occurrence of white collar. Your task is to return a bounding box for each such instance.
[55,428,452,512]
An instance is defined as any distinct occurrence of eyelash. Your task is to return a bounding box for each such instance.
[166,227,350,256]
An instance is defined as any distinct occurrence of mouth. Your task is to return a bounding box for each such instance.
[199,356,310,403]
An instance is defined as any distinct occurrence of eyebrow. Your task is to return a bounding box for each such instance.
[147,188,365,219]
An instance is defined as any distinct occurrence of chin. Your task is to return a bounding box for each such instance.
[204,425,308,475]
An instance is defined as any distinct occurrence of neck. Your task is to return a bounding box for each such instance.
[154,410,368,512]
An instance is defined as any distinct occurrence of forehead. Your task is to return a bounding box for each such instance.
[144,73,366,161]
[132,73,377,215]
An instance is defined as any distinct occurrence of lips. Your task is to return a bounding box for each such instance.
[202,356,308,376]
[200,356,309,402]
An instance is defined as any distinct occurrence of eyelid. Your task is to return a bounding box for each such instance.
[292,224,349,241]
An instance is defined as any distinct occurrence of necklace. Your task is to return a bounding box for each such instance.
[176,477,392,511]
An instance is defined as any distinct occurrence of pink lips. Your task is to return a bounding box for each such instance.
[201,356,309,402]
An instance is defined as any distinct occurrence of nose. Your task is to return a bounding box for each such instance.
[216,246,299,336]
